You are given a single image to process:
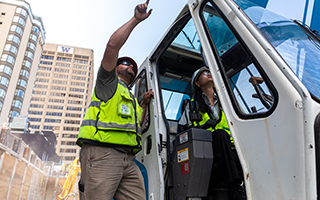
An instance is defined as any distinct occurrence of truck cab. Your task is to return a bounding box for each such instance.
[131,0,320,199]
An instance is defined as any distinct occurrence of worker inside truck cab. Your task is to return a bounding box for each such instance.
[179,66,246,200]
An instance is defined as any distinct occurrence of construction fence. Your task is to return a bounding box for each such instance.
[0,129,79,200]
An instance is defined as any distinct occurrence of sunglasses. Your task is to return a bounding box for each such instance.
[117,60,133,67]
[201,71,211,76]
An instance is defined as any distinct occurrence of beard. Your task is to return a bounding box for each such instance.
[117,68,135,84]
[125,68,135,79]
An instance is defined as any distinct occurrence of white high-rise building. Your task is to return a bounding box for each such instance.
[0,0,45,126]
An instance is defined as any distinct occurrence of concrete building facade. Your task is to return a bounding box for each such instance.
[28,43,93,164]
[0,0,45,126]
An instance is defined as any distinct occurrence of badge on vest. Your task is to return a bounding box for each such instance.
[119,103,132,118]
[121,104,129,114]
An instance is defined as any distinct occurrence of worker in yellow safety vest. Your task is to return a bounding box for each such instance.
[76,1,154,200]
[191,66,246,200]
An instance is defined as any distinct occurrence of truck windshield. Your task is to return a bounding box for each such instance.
[235,0,320,100]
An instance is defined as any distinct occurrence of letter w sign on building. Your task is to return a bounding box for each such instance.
[57,46,74,54]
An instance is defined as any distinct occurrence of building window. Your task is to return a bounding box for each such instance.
[57,57,71,62]
[61,141,76,145]
[63,156,76,161]
[27,42,36,51]
[32,26,39,34]
[28,111,43,115]
[1,54,15,65]
[7,34,21,45]
[56,62,70,68]
[15,89,25,98]
[69,88,84,93]
[32,90,47,95]
[53,74,68,79]
[30,104,44,108]
[66,106,82,111]
[71,76,86,81]
[4,44,18,55]
[70,81,85,87]
[12,100,22,109]
[29,34,37,42]
[10,25,23,36]
[48,98,65,103]
[49,92,66,97]
[68,94,84,99]
[13,16,25,27]
[29,125,40,129]
[41,55,54,60]
[0,65,12,75]
[60,148,77,153]
[31,97,45,101]
[0,101,3,112]
[52,80,68,85]
[36,78,49,83]
[51,86,66,91]
[67,100,82,105]
[36,72,50,77]
[72,70,86,75]
[38,66,52,71]
[63,127,79,132]
[54,68,69,73]
[15,7,28,18]
[74,59,88,64]
[0,76,9,87]
[73,64,87,70]
[25,51,34,59]
[65,113,81,118]
[43,126,54,130]
[64,120,80,124]
[23,60,31,69]
[20,69,29,78]
[34,84,48,89]
[47,105,63,110]
[39,61,53,65]
[0,88,6,98]
[28,117,42,122]
[46,112,62,116]
[17,79,27,88]
[45,118,61,123]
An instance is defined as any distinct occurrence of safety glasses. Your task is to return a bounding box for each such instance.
[117,60,133,67]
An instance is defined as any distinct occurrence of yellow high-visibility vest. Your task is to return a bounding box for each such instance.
[77,78,143,154]
[191,99,233,145]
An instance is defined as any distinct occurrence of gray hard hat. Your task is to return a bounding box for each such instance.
[191,66,210,89]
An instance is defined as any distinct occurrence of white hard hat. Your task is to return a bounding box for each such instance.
[191,66,210,90]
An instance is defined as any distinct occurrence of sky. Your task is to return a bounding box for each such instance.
[25,0,188,79]
[24,0,306,81]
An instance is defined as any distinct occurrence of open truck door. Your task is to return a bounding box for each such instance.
[189,1,320,199]
[132,0,320,199]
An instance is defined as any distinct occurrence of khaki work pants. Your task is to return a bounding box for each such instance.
[79,143,146,200]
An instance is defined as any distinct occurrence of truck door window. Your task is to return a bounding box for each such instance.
[134,70,150,133]
[162,89,190,121]
[156,13,204,136]
[201,2,276,116]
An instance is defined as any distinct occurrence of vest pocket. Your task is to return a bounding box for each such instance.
[118,92,134,118]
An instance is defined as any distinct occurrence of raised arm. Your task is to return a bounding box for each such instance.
[101,0,152,72]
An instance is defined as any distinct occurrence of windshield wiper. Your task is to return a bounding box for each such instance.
[293,20,320,50]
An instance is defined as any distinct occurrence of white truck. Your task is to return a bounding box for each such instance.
[130,0,320,199]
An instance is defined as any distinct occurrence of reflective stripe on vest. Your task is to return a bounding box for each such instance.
[81,119,137,131]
